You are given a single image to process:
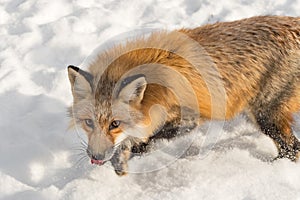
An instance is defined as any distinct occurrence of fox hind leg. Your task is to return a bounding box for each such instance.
[250,55,300,161]
[251,107,300,161]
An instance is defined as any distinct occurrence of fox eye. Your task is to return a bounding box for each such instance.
[109,120,121,130]
[84,119,94,129]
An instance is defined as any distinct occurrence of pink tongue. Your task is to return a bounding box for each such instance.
[91,159,104,165]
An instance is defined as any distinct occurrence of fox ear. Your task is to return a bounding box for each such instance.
[67,65,93,99]
[118,75,147,105]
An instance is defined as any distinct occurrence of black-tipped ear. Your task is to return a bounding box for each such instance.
[67,65,93,99]
[68,65,79,87]
[68,65,93,86]
[118,75,147,104]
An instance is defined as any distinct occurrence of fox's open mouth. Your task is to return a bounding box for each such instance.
[91,159,105,166]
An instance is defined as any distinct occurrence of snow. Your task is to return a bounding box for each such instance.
[1,0,300,199]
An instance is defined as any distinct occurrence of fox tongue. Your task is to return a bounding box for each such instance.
[91,159,104,165]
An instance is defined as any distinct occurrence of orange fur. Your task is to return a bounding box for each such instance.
[68,16,300,175]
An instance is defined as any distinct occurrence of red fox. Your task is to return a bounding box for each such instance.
[68,16,300,176]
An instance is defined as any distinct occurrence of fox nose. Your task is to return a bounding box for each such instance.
[86,148,105,160]
[91,154,105,161]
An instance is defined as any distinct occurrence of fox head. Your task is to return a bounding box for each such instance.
[66,32,210,175]
[67,65,169,175]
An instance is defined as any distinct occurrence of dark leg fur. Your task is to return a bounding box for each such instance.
[253,110,300,161]
[131,118,197,155]
[250,76,300,160]
[250,54,300,161]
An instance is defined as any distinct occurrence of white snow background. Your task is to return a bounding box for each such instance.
[1,0,300,199]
